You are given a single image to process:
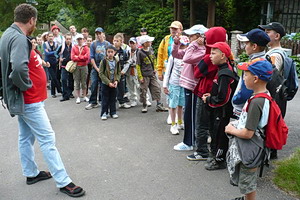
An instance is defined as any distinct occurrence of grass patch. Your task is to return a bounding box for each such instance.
[273,149,300,198]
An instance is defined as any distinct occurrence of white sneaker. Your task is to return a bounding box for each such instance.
[207,136,212,144]
[119,103,131,109]
[83,96,89,102]
[112,114,118,119]
[170,125,179,135]
[76,97,81,104]
[141,106,148,113]
[85,103,99,110]
[177,123,184,130]
[101,113,107,120]
[130,101,137,107]
[146,100,152,107]
[167,114,172,125]
[173,142,193,151]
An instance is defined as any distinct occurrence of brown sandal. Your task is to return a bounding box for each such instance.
[26,171,52,185]
[60,183,85,197]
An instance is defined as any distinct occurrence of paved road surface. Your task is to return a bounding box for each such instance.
[0,91,299,200]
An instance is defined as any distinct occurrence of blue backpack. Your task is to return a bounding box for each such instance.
[270,49,299,101]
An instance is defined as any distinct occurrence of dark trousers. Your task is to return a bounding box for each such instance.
[101,83,117,116]
[89,68,102,104]
[117,75,126,104]
[210,107,230,162]
[183,89,197,146]
[61,68,74,99]
[48,62,62,95]
[195,97,212,157]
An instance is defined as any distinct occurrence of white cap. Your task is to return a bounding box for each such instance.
[139,35,155,45]
[75,34,84,40]
[184,25,208,35]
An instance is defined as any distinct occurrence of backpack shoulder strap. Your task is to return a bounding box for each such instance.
[218,68,239,81]
[246,93,272,112]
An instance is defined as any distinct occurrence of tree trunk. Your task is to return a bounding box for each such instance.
[177,0,183,22]
[174,0,178,20]
[207,0,216,28]
[190,0,195,26]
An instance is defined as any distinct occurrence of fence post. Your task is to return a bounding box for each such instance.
[230,30,243,60]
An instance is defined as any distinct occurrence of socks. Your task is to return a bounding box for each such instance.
[172,122,176,126]
[178,119,183,125]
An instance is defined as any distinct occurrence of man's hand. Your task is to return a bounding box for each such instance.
[163,87,169,95]
[158,75,164,81]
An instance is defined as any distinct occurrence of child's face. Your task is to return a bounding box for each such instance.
[142,41,151,48]
[31,39,37,50]
[129,42,137,50]
[36,37,42,45]
[107,49,115,59]
[87,38,93,47]
[265,29,279,46]
[113,38,122,48]
[52,29,59,35]
[95,32,104,41]
[77,38,83,46]
[189,34,199,42]
[243,70,257,90]
[244,41,257,55]
[48,34,54,42]
[210,48,225,65]
[65,36,72,45]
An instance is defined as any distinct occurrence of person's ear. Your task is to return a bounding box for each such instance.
[253,43,258,51]
[275,32,281,40]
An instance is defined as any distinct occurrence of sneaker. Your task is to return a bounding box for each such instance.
[76,97,81,104]
[85,103,97,110]
[177,123,184,130]
[119,103,131,109]
[146,100,152,107]
[167,114,172,125]
[231,197,245,200]
[156,103,168,112]
[83,96,89,102]
[141,105,148,113]
[112,114,118,119]
[173,142,193,151]
[170,125,179,135]
[204,159,226,170]
[101,113,107,120]
[130,101,137,107]
[187,152,208,161]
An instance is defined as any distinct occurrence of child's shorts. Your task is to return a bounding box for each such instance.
[167,84,185,108]
[238,163,258,195]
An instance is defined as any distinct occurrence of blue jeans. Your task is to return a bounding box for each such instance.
[89,68,101,104]
[18,102,72,188]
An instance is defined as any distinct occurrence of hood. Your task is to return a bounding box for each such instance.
[205,27,227,54]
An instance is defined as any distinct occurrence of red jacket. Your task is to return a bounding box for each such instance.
[71,45,90,66]
[194,27,227,98]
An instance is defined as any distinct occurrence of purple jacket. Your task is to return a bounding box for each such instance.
[172,41,206,91]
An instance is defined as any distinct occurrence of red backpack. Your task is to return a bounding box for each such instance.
[246,93,288,150]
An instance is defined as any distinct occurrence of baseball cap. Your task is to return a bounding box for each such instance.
[207,42,231,57]
[95,27,104,33]
[75,34,84,40]
[237,28,270,46]
[51,25,60,32]
[258,22,286,38]
[129,37,137,44]
[184,25,208,35]
[139,35,155,45]
[238,59,273,82]
[140,28,147,33]
[169,21,183,30]
[179,36,190,45]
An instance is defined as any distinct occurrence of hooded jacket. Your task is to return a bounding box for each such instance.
[172,40,206,91]
[0,24,32,116]
[71,44,90,66]
[193,27,227,98]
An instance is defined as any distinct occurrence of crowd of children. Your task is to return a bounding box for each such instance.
[31,21,295,200]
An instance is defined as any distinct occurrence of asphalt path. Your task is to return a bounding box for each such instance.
[0,90,299,200]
